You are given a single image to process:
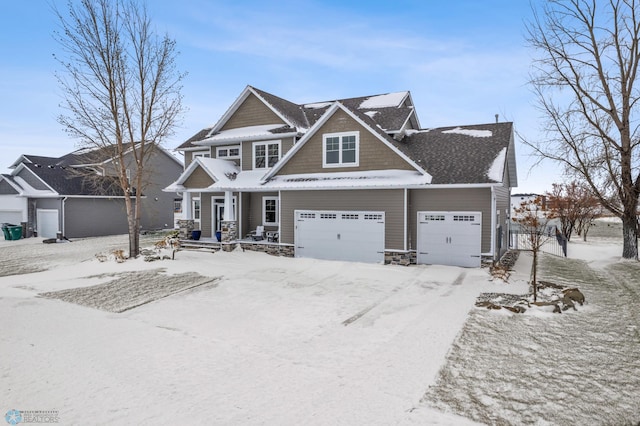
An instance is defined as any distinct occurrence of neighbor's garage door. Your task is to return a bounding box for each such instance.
[295,210,385,263]
[0,210,22,225]
[417,211,482,267]
[37,209,59,239]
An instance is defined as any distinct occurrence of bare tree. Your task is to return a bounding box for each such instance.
[53,0,184,257]
[514,196,556,302]
[546,180,601,241]
[526,0,640,260]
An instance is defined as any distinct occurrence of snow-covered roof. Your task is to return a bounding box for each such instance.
[195,124,295,145]
[358,91,408,109]
[264,169,431,190]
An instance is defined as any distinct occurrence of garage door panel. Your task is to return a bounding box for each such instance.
[417,211,481,267]
[295,210,384,263]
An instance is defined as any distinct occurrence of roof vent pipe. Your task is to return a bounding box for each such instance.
[495,114,499,123]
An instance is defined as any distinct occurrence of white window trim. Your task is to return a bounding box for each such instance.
[262,196,279,226]
[193,151,211,158]
[252,140,281,170]
[216,145,240,159]
[322,131,359,168]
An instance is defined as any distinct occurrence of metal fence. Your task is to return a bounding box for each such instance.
[509,230,567,257]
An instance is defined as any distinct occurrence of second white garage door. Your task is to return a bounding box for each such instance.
[37,209,59,239]
[295,210,385,263]
[417,211,482,267]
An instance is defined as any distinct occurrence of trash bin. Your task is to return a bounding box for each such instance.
[191,229,201,240]
[8,225,22,240]
[1,226,9,241]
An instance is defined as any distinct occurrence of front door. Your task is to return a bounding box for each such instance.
[212,197,237,233]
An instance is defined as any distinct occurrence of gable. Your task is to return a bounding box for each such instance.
[183,165,215,188]
[15,167,51,191]
[275,108,415,176]
[221,93,286,131]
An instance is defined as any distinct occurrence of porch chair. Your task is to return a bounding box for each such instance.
[246,225,265,241]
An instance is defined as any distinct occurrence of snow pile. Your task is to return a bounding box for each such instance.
[486,147,506,182]
[442,127,492,137]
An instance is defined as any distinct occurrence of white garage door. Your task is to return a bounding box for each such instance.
[417,211,482,267]
[295,210,385,263]
[0,210,22,225]
[37,209,59,239]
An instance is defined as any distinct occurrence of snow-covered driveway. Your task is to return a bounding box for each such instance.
[0,237,510,425]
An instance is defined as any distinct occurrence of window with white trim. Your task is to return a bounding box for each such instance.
[193,151,210,158]
[216,145,240,159]
[253,140,281,169]
[323,132,359,167]
[263,196,279,225]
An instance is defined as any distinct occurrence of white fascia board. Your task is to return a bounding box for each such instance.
[207,86,254,136]
[9,155,30,169]
[248,87,296,129]
[507,131,518,187]
[207,86,294,138]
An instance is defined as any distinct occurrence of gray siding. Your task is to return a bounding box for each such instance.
[137,149,183,231]
[494,183,511,258]
[184,166,214,189]
[63,198,129,238]
[280,189,405,250]
[409,188,492,253]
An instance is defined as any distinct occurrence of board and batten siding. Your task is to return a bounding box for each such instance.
[409,188,492,253]
[276,109,414,176]
[280,189,404,250]
[183,166,214,189]
[222,93,285,131]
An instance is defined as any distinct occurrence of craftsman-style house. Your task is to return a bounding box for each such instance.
[167,86,517,267]
[0,145,182,239]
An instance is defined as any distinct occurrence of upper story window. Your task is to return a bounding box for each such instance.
[323,131,359,168]
[193,151,210,159]
[216,145,240,159]
[253,140,281,169]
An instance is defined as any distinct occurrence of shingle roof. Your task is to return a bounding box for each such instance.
[24,163,129,196]
[396,122,513,184]
[176,87,415,149]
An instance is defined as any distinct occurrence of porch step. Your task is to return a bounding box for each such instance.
[178,239,222,251]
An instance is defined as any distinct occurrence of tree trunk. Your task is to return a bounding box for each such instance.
[621,212,638,260]
[532,249,538,302]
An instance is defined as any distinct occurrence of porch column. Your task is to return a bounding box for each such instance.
[183,192,192,218]
[177,192,194,239]
[221,190,237,248]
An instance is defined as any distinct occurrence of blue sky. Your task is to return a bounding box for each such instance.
[0,0,555,192]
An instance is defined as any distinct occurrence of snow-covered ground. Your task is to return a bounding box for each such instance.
[0,222,638,425]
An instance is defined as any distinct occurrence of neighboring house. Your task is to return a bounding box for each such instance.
[511,193,547,216]
[167,86,518,267]
[0,145,183,239]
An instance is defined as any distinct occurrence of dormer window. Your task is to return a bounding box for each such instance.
[216,145,240,159]
[323,132,359,168]
[253,140,281,169]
